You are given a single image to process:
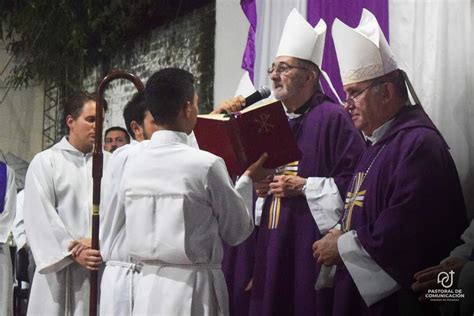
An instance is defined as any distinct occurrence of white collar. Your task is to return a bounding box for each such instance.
[363,118,394,145]
[286,112,302,120]
[53,137,91,156]
[150,130,189,146]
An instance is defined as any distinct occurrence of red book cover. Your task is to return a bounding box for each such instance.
[194,100,302,176]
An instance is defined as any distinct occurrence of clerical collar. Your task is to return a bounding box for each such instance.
[363,118,394,145]
[286,95,314,119]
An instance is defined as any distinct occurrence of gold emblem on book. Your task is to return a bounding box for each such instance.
[254,113,275,133]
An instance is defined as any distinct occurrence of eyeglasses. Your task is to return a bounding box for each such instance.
[267,63,307,76]
[344,80,385,107]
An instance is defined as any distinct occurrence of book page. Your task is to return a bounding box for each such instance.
[197,113,229,121]
[240,98,279,113]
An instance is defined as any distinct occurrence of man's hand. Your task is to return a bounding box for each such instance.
[312,228,342,266]
[269,175,306,198]
[210,96,246,114]
[68,239,90,257]
[244,153,274,182]
[68,239,102,271]
[412,256,467,301]
[72,248,103,271]
[254,175,273,197]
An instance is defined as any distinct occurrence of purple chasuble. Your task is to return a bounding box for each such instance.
[0,162,7,213]
[249,93,365,316]
[334,105,468,316]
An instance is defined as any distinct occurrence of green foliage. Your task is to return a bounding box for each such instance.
[0,0,198,89]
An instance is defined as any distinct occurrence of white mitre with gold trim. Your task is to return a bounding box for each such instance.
[276,8,326,67]
[332,8,398,85]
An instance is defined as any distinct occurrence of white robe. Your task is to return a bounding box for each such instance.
[100,142,148,316]
[12,190,26,251]
[23,137,109,316]
[119,130,254,316]
[0,165,16,316]
[100,133,199,316]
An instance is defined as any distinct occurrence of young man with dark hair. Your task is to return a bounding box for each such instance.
[23,92,108,315]
[122,92,155,142]
[118,68,269,315]
[104,126,130,153]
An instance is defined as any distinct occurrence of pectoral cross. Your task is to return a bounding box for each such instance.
[343,172,367,231]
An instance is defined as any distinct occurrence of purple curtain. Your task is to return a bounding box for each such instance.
[240,0,257,83]
[307,0,389,100]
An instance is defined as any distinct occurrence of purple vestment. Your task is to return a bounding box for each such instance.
[222,230,257,316]
[0,162,6,213]
[222,192,258,316]
[249,93,365,316]
[335,105,467,316]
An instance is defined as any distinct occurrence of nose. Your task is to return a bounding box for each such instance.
[268,68,279,80]
[343,101,354,113]
[270,72,280,83]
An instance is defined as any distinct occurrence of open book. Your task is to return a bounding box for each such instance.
[194,100,302,176]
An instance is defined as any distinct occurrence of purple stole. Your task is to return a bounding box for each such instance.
[0,162,6,213]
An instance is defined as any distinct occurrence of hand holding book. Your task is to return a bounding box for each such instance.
[243,153,274,182]
[255,176,273,197]
[194,100,302,176]
[211,95,246,114]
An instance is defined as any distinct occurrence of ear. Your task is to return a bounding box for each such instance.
[306,69,318,85]
[66,114,75,130]
[183,101,193,119]
[130,121,143,140]
[382,82,396,104]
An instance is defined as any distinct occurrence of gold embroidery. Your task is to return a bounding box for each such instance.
[342,145,386,231]
[268,161,298,229]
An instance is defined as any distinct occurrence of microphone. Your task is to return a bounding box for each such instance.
[243,86,271,109]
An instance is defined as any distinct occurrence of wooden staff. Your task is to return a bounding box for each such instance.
[90,70,145,316]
